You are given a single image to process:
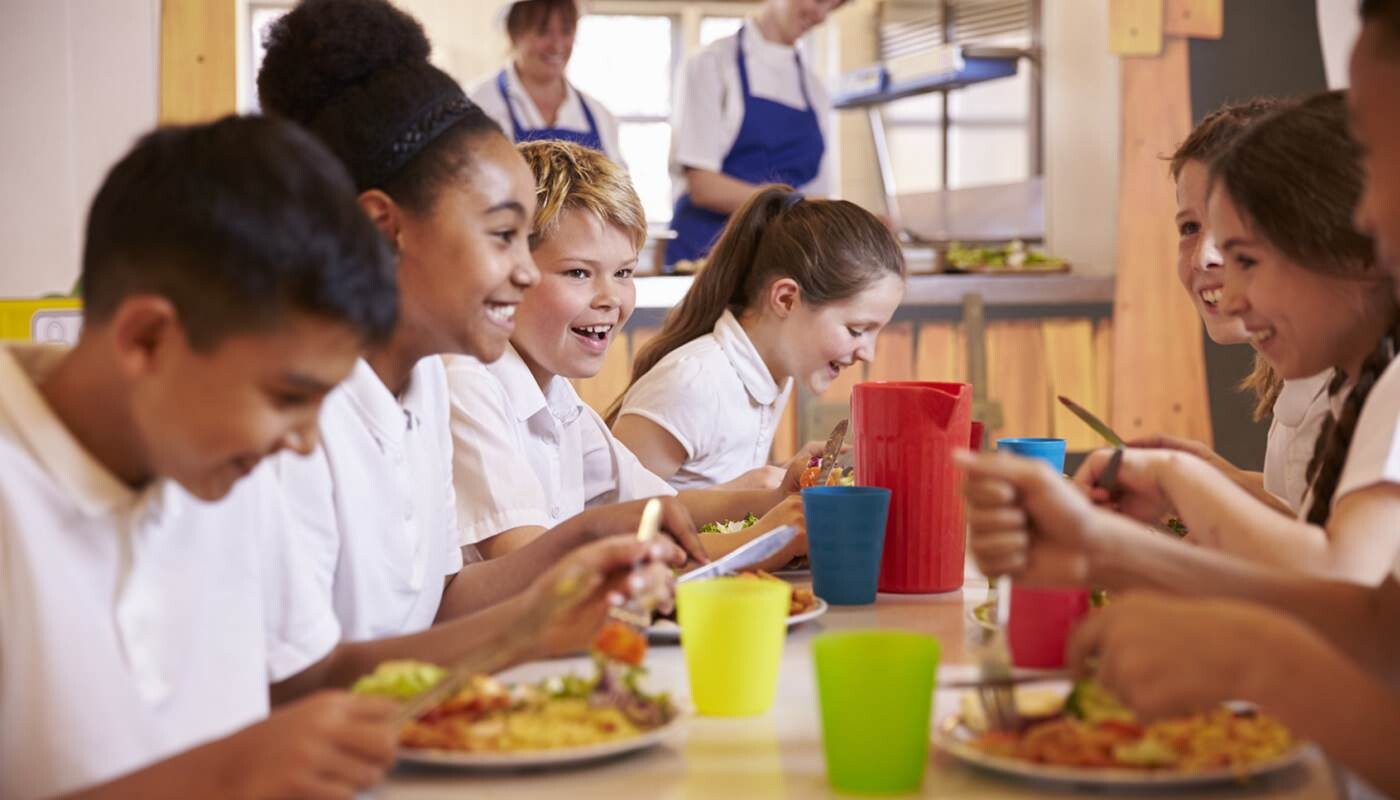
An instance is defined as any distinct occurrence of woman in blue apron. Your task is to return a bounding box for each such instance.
[667,1,844,270]
[469,0,624,163]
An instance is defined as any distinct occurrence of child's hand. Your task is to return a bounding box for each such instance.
[748,494,808,570]
[1071,447,1178,523]
[956,449,1102,585]
[779,440,850,494]
[726,464,786,490]
[570,496,707,564]
[221,690,399,799]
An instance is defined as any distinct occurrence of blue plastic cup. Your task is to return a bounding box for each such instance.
[996,437,1067,472]
[802,486,892,605]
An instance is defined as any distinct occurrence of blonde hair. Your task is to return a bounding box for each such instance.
[516,140,646,253]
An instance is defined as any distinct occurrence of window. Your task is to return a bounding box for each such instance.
[243,3,292,113]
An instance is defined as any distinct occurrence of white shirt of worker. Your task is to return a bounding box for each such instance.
[469,64,625,166]
[0,344,339,800]
[277,357,463,641]
[1264,369,1333,512]
[444,346,675,546]
[616,309,794,491]
[669,22,833,203]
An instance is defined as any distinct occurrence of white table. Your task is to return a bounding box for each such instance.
[380,579,1342,799]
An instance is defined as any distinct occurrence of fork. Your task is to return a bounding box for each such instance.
[973,574,1021,732]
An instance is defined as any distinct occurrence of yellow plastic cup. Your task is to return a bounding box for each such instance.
[677,577,791,716]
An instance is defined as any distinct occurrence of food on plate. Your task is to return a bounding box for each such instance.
[798,454,856,489]
[945,240,1067,273]
[966,680,1294,771]
[699,513,758,534]
[350,659,447,699]
[736,570,818,615]
[354,657,676,754]
[593,619,648,666]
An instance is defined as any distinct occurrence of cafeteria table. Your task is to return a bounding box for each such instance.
[380,575,1344,799]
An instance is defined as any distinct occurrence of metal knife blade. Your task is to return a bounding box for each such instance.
[1057,395,1126,447]
[677,524,800,584]
[815,418,849,485]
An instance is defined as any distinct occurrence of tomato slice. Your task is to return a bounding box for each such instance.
[593,620,647,666]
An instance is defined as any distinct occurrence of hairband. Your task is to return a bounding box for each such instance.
[368,95,472,185]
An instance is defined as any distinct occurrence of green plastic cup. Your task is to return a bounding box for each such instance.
[677,577,791,716]
[813,630,941,794]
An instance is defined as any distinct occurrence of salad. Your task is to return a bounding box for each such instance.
[699,513,758,534]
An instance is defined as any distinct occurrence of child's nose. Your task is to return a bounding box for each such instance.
[1198,235,1224,271]
[283,420,319,457]
[515,253,540,289]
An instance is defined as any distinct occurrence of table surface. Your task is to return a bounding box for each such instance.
[380,576,1341,800]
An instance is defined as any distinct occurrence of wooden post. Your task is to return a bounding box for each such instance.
[159,0,236,124]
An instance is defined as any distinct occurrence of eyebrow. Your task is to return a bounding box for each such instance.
[276,372,337,394]
[1218,236,1256,251]
[486,200,527,217]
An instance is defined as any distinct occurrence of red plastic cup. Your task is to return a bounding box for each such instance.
[1007,586,1092,668]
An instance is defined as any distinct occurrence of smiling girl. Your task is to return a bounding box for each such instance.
[609,186,905,490]
[448,141,805,565]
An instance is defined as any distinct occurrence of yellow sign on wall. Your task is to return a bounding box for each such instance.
[0,298,83,343]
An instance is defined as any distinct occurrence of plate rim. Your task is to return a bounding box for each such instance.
[931,713,1307,788]
[646,597,829,642]
[396,713,684,769]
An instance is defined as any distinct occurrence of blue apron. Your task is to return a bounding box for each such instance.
[666,27,826,268]
[496,69,604,152]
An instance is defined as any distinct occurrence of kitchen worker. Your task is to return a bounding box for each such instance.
[470,0,624,164]
[665,0,846,271]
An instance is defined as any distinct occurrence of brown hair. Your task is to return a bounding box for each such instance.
[517,139,646,252]
[605,185,905,423]
[506,0,578,41]
[1362,0,1400,47]
[1171,98,1292,419]
[1211,90,1391,527]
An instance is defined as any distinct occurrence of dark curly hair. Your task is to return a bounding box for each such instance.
[257,0,503,213]
[82,115,398,350]
[1362,0,1400,51]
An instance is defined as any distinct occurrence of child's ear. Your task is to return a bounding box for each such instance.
[358,189,403,250]
[766,278,801,319]
[109,296,181,377]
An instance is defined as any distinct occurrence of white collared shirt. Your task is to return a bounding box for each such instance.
[670,21,833,202]
[277,357,463,641]
[1263,369,1332,512]
[0,344,339,800]
[444,346,675,545]
[468,64,625,166]
[617,309,793,490]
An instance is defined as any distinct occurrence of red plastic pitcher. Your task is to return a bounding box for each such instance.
[852,381,973,593]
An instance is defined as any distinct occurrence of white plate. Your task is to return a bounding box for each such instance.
[397,715,683,770]
[932,713,1307,789]
[646,598,829,643]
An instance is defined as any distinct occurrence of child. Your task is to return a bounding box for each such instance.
[258,0,702,643]
[1132,98,1332,515]
[609,186,906,489]
[446,140,805,566]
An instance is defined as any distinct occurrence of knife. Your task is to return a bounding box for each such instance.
[677,524,801,584]
[815,419,849,485]
[1057,395,1125,447]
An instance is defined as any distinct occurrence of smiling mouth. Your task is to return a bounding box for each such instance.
[1249,327,1276,345]
[571,323,613,342]
[486,303,517,326]
[1199,287,1223,308]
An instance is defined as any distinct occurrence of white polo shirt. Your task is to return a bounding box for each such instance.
[1264,369,1332,512]
[444,346,675,546]
[670,21,833,202]
[1330,358,1400,511]
[616,309,793,490]
[277,357,463,641]
[0,344,339,800]
[468,64,625,166]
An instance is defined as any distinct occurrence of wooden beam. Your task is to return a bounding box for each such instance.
[1109,0,1165,56]
[1164,0,1223,39]
[159,0,236,124]
[1043,319,1101,450]
[1111,36,1213,444]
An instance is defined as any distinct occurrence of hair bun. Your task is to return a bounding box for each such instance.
[258,0,432,125]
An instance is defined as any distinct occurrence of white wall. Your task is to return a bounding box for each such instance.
[0,0,160,297]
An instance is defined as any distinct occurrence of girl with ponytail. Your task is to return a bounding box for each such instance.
[608,185,906,489]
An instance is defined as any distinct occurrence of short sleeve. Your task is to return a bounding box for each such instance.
[1334,359,1400,506]
[258,464,341,682]
[443,357,553,544]
[578,407,676,507]
[617,354,719,461]
[671,48,729,175]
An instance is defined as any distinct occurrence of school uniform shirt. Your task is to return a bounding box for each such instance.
[469,65,625,166]
[277,357,463,642]
[444,346,675,545]
[1330,357,1400,516]
[1263,369,1332,512]
[670,21,833,203]
[0,344,339,800]
[616,309,793,490]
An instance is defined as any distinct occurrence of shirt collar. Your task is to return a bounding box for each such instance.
[713,309,785,405]
[0,344,140,517]
[339,358,433,447]
[492,344,585,425]
[504,63,581,119]
[743,16,799,56]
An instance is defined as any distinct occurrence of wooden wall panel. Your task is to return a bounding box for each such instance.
[1043,319,1100,450]
[986,321,1050,438]
[1109,0,1165,56]
[1111,37,1212,444]
[1094,318,1115,426]
[915,322,964,384]
[1164,0,1223,39]
[159,0,236,124]
[866,321,915,383]
[772,393,799,464]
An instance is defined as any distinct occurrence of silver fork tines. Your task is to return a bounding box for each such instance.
[975,575,1021,732]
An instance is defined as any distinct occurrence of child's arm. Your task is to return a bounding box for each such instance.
[611,414,689,481]
[1129,433,1292,515]
[61,692,398,799]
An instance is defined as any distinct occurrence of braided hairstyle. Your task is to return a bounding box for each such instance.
[1211,91,1391,527]
[257,0,503,213]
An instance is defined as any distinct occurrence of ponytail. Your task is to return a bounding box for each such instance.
[1304,324,1400,526]
[605,184,905,423]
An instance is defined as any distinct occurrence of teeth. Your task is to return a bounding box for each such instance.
[575,325,612,334]
[1251,328,1275,344]
[1200,288,1223,305]
[486,304,516,323]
